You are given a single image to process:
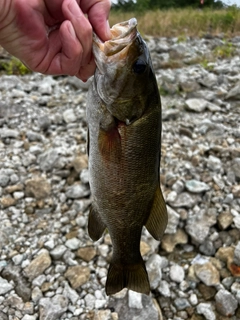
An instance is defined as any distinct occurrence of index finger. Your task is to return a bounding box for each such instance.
[81,0,111,41]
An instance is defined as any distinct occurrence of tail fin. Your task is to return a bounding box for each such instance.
[105,259,150,296]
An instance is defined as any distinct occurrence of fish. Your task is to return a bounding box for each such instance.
[86,18,168,296]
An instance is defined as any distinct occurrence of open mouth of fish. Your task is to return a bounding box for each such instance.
[93,18,138,58]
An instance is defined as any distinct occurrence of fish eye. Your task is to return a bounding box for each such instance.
[132,59,147,74]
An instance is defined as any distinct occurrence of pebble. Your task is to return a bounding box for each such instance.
[65,238,81,250]
[128,291,143,309]
[24,251,52,280]
[194,262,220,286]
[25,177,51,199]
[65,183,90,199]
[185,98,208,112]
[165,206,179,234]
[146,254,163,289]
[63,109,77,123]
[215,289,238,316]
[196,302,216,320]
[185,179,210,193]
[39,295,68,320]
[0,276,14,295]
[50,245,67,260]
[64,265,90,289]
[169,264,185,283]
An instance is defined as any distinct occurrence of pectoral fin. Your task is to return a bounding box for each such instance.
[145,186,168,241]
[88,205,106,241]
[98,126,121,163]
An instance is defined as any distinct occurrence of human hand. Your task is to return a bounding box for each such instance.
[0,0,111,80]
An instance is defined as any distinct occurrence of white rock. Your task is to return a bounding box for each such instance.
[128,290,143,309]
[169,264,185,283]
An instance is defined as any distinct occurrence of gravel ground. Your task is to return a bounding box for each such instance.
[0,35,240,320]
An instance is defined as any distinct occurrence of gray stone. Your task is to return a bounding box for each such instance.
[128,291,143,309]
[207,155,222,171]
[65,183,90,199]
[158,280,171,297]
[199,240,216,256]
[38,148,62,172]
[65,238,81,250]
[165,206,179,234]
[146,254,163,289]
[196,302,216,320]
[38,115,51,131]
[185,179,210,193]
[27,131,43,142]
[169,264,185,283]
[0,128,19,138]
[232,158,240,179]
[233,241,240,265]
[84,293,96,309]
[199,73,218,88]
[50,245,67,259]
[32,274,46,287]
[80,168,89,184]
[39,295,68,320]
[63,109,77,123]
[12,254,24,265]
[0,311,7,320]
[215,289,238,316]
[109,294,162,320]
[168,192,199,208]
[22,316,37,320]
[0,174,9,187]
[32,286,43,303]
[174,298,190,310]
[63,281,79,304]
[185,98,208,112]
[0,276,14,295]
[226,84,240,99]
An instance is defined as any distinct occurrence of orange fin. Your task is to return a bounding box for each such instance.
[106,259,150,296]
[88,205,106,241]
[145,186,168,241]
[98,126,121,163]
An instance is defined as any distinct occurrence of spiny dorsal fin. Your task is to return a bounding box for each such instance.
[145,186,168,241]
[88,205,106,241]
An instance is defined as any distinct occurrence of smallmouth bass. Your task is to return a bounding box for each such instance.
[87,18,168,295]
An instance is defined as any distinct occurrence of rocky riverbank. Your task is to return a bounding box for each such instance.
[0,35,240,320]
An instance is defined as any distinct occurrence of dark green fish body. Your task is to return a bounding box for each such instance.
[87,18,168,295]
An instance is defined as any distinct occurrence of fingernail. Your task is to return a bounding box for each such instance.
[68,0,78,15]
[68,22,76,38]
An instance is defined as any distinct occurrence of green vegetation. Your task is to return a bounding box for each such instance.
[213,40,236,58]
[112,0,224,11]
[0,57,31,75]
[109,6,240,38]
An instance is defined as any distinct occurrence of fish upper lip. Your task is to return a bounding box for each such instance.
[93,18,138,56]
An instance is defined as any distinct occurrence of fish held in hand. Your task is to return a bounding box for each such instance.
[87,18,168,296]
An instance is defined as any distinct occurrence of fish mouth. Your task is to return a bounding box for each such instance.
[93,18,138,58]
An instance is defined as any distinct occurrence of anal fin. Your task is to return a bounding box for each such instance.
[106,258,150,296]
[88,205,106,241]
[145,186,168,241]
